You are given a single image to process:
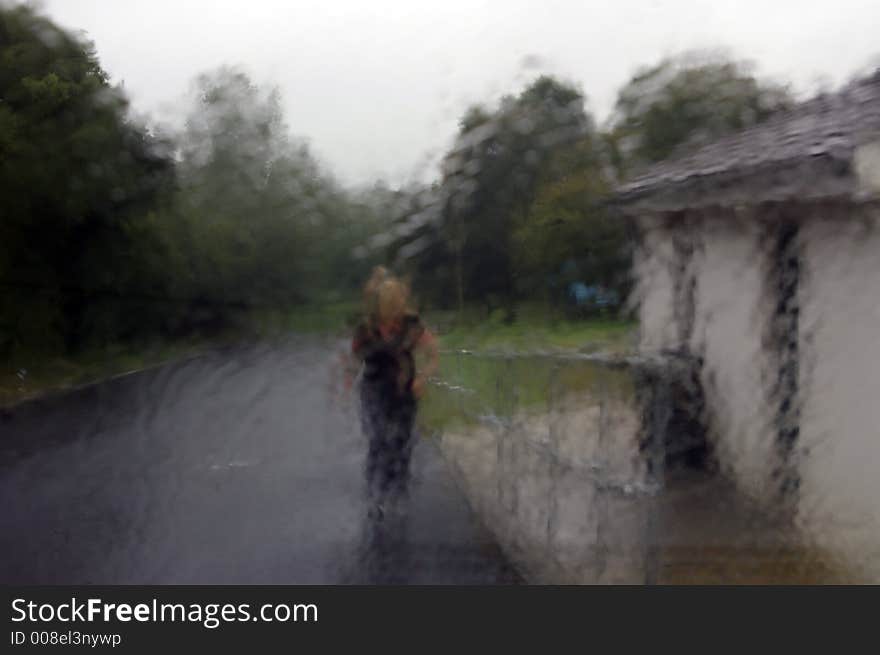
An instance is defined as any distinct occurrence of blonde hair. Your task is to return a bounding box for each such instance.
[362,266,387,321]
[375,278,410,324]
[361,266,411,327]
[363,266,388,299]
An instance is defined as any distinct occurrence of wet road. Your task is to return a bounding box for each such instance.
[0,337,520,584]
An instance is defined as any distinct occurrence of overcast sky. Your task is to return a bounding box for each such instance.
[26,0,880,186]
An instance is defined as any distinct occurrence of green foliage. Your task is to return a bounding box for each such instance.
[174,68,312,313]
[511,136,629,304]
[0,4,174,359]
[168,66,385,326]
[612,52,793,167]
[387,75,629,319]
[414,76,600,316]
[418,350,635,434]
[0,6,376,371]
[433,305,636,354]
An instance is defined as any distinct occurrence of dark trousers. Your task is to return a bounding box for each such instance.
[359,381,417,505]
[354,383,417,583]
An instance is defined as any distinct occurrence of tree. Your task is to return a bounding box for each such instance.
[511,136,628,309]
[0,5,174,357]
[437,76,592,318]
[611,52,793,170]
[171,66,379,327]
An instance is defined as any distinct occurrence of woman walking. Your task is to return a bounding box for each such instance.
[343,269,438,581]
[349,270,438,514]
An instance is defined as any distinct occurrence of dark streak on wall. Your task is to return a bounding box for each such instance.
[767,219,802,500]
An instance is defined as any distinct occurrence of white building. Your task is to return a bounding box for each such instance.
[616,70,880,580]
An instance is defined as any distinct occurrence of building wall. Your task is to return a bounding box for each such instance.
[798,208,880,579]
[687,214,777,500]
[633,215,679,352]
[635,205,880,580]
[635,213,776,496]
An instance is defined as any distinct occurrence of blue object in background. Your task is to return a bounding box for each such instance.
[568,281,592,306]
[567,282,618,308]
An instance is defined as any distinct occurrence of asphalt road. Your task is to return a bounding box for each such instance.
[0,336,520,584]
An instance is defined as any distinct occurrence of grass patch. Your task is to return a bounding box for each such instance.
[418,352,636,435]
[0,300,363,408]
[0,336,214,408]
[262,301,360,336]
[426,304,637,355]
[415,304,638,434]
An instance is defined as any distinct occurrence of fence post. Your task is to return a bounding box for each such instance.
[641,364,671,585]
[545,362,562,559]
[592,366,611,582]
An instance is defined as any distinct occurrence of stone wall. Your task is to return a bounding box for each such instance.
[435,354,846,583]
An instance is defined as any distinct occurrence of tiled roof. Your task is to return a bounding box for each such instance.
[616,70,880,207]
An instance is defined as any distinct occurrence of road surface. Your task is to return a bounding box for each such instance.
[0,336,520,584]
